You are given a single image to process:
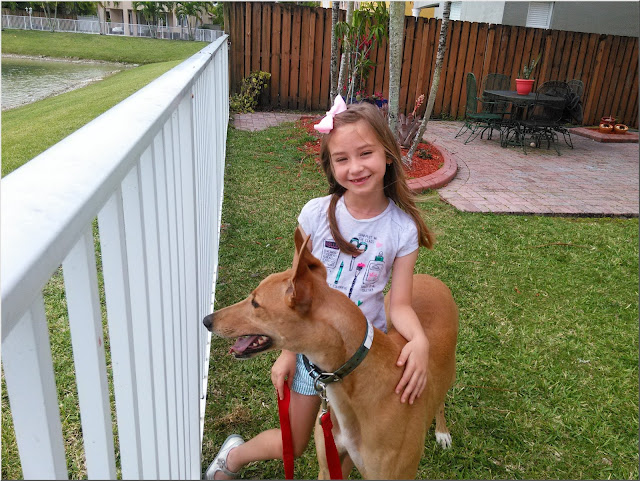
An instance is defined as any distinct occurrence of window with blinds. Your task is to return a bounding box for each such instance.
[526,2,554,29]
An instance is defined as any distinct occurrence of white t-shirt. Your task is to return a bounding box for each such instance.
[297,195,419,331]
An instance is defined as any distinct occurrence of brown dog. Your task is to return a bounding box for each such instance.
[203,228,458,479]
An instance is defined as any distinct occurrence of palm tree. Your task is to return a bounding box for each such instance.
[132,1,171,38]
[336,1,354,100]
[329,1,340,103]
[41,1,58,32]
[406,2,452,165]
[387,1,405,134]
[174,2,212,40]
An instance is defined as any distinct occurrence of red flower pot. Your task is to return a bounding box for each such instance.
[515,78,535,95]
[614,124,628,134]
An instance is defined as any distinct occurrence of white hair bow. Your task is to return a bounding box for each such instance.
[314,95,348,134]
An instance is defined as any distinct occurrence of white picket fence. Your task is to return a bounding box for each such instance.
[1,36,229,479]
[1,14,223,42]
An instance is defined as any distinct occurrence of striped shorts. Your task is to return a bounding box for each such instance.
[290,353,317,396]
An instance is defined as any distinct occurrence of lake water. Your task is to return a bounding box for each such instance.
[1,55,128,110]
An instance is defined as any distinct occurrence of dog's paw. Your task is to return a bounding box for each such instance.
[435,431,452,449]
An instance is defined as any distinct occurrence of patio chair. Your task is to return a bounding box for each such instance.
[455,72,505,144]
[539,81,576,147]
[518,82,569,155]
[567,79,584,98]
[565,79,585,125]
[481,73,513,125]
[482,73,511,92]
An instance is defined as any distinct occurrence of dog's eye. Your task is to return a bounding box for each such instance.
[251,298,260,309]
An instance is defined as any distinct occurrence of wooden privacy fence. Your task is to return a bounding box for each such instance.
[227,2,638,128]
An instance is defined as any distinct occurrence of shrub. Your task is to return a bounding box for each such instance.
[230,71,271,113]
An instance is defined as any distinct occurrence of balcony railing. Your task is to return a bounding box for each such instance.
[1,36,229,479]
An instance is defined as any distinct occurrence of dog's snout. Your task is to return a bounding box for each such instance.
[203,313,214,331]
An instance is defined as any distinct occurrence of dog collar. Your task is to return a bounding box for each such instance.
[303,317,374,388]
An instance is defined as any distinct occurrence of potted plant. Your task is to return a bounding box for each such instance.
[516,53,541,95]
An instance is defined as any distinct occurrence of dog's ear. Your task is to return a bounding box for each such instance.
[291,226,325,277]
[292,226,308,264]
[286,227,323,312]
[294,225,306,254]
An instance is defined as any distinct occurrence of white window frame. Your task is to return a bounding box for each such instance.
[526,1,554,29]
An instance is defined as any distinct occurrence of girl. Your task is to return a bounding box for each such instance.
[207,97,434,480]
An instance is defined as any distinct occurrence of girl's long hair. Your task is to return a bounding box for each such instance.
[319,102,435,256]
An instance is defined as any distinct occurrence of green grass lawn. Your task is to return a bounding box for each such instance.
[201,123,639,480]
[1,30,207,176]
[1,29,208,64]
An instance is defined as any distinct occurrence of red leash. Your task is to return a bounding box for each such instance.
[320,410,343,479]
[277,383,342,479]
[277,383,295,479]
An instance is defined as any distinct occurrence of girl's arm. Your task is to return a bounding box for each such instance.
[388,249,429,405]
[271,349,297,400]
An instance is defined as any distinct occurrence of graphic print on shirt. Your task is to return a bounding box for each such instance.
[321,234,386,306]
[362,251,385,288]
[334,261,344,284]
[348,237,368,270]
[348,263,366,298]
[321,239,340,269]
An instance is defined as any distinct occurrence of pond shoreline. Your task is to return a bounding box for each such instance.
[1,52,138,68]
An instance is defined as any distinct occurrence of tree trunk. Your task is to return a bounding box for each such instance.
[405,2,452,166]
[329,1,340,103]
[337,1,354,101]
[42,2,54,31]
[387,1,405,135]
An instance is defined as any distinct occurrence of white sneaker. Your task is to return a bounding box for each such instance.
[204,434,245,479]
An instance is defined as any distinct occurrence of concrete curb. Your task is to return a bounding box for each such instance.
[406,141,458,193]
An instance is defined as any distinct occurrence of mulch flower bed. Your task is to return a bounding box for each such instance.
[297,116,443,179]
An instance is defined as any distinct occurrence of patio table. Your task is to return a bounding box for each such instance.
[483,89,567,151]
[483,89,566,120]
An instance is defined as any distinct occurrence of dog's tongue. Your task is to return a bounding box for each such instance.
[230,335,260,355]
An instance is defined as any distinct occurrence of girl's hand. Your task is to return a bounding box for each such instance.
[395,335,429,404]
[271,350,297,400]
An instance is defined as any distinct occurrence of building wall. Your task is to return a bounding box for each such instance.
[501,1,528,27]
[434,1,638,37]
[327,1,434,18]
[503,1,638,37]
[459,1,505,24]
[550,1,638,37]
[98,1,215,29]
[401,1,435,18]
[431,1,505,23]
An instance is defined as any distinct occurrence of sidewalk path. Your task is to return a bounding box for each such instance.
[231,112,639,217]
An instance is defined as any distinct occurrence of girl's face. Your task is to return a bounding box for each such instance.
[327,120,390,197]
